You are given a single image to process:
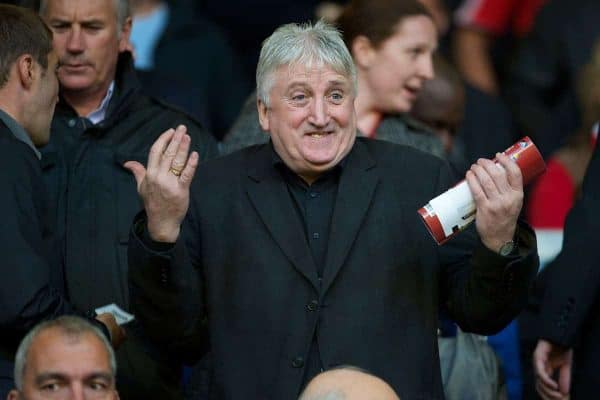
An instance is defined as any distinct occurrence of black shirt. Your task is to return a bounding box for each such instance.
[271,144,344,386]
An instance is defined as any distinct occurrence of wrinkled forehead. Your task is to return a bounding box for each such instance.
[273,61,354,89]
[43,0,117,21]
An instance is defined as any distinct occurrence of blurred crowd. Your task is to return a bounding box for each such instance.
[1,0,599,399]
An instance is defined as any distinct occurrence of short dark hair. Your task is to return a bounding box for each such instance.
[0,4,53,89]
[337,0,432,50]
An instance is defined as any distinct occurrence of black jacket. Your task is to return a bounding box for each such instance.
[537,142,600,397]
[0,118,98,390]
[41,52,217,314]
[129,138,538,399]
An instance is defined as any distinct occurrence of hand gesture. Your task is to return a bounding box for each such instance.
[96,312,127,349]
[124,125,199,242]
[465,152,523,252]
[534,339,572,400]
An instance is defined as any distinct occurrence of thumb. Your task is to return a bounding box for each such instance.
[123,161,146,188]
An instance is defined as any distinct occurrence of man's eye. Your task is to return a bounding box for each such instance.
[88,381,109,390]
[41,382,61,391]
[292,94,306,101]
[50,24,69,32]
[329,92,344,103]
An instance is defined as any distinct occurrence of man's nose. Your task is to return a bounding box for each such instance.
[308,97,330,127]
[66,27,85,53]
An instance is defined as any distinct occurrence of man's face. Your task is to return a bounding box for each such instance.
[9,329,118,400]
[362,15,437,113]
[26,51,60,146]
[258,64,357,183]
[42,0,130,96]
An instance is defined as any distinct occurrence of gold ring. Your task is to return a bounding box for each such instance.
[169,167,182,177]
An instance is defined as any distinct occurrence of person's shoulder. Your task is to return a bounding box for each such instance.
[358,137,446,169]
[190,144,266,195]
[0,130,40,181]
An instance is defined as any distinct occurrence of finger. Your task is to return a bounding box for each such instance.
[178,151,199,188]
[148,128,175,173]
[123,161,146,189]
[534,356,559,390]
[536,379,565,400]
[171,133,191,172]
[159,125,186,171]
[470,161,500,199]
[496,152,523,190]
[479,157,511,194]
[558,363,572,395]
[465,169,487,206]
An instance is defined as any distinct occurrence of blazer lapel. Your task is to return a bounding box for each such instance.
[244,145,320,290]
[322,141,379,293]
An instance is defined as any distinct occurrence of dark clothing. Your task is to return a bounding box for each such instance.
[137,0,250,140]
[536,142,600,397]
[0,115,95,397]
[129,138,538,399]
[41,52,217,399]
[506,0,600,156]
[274,147,342,384]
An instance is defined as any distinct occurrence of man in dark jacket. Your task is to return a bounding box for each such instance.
[126,21,538,399]
[0,4,121,397]
[533,142,600,399]
[38,0,217,398]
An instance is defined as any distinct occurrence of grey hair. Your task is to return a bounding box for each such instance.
[256,20,357,107]
[13,316,116,391]
[39,0,131,30]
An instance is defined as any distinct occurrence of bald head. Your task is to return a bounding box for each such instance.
[299,367,400,400]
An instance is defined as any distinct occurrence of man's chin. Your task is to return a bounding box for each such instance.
[58,77,94,92]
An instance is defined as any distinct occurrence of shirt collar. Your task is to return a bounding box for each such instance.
[87,81,115,124]
[0,108,41,159]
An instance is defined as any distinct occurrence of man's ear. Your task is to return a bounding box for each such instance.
[352,35,376,69]
[118,17,133,53]
[16,54,35,89]
[257,98,270,133]
[7,389,21,400]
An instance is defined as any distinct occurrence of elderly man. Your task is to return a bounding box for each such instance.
[298,366,400,400]
[0,5,120,397]
[37,0,217,398]
[126,21,538,398]
[7,316,119,400]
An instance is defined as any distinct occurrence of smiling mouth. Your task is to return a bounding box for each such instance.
[307,131,334,138]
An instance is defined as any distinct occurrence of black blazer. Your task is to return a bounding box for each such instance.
[538,142,600,396]
[0,121,80,383]
[129,138,538,399]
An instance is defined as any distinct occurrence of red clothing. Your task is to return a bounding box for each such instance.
[455,0,547,37]
[526,158,575,229]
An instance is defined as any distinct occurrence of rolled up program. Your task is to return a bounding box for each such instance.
[418,137,546,245]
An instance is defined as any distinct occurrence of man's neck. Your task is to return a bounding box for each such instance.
[0,89,24,127]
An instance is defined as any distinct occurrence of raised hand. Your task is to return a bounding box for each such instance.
[124,125,199,243]
[465,152,524,253]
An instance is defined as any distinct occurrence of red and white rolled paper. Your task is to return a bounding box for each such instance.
[418,137,546,245]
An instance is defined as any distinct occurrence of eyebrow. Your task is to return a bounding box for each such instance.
[34,371,114,385]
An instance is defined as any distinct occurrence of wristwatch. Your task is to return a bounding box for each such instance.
[499,240,517,256]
